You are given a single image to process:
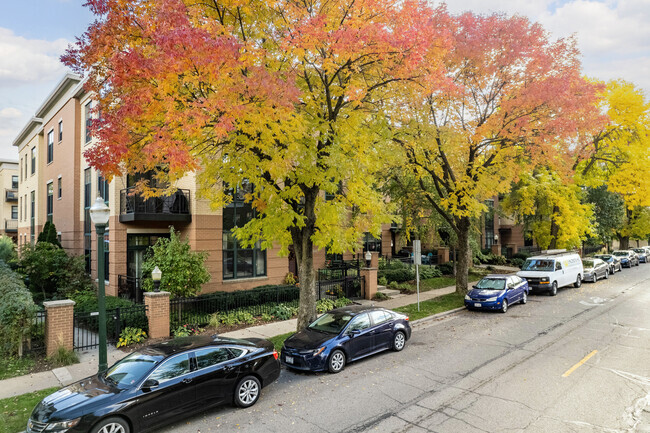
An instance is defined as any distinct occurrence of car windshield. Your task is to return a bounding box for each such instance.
[308,312,353,334]
[633,249,644,253]
[613,251,628,256]
[521,259,554,271]
[582,260,594,268]
[475,278,506,291]
[103,351,162,388]
[597,255,612,260]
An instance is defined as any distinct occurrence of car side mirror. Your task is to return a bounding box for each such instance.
[348,329,360,337]
[142,379,159,390]
[472,285,478,290]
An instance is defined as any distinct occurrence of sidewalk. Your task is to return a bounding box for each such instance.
[0,276,497,400]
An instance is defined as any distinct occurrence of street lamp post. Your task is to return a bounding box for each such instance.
[152,266,162,292]
[89,196,110,372]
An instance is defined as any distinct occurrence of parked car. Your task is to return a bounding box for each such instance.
[27,336,280,433]
[633,248,648,263]
[594,254,622,274]
[517,251,583,296]
[612,250,639,268]
[465,274,529,313]
[582,258,609,282]
[281,305,411,374]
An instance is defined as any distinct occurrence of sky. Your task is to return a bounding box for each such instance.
[0,0,648,161]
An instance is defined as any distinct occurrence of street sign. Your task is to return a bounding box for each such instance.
[413,240,421,265]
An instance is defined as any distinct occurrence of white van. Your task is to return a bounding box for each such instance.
[517,251,584,296]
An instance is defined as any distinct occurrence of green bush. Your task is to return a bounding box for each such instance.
[117,327,147,348]
[0,236,17,266]
[512,252,531,260]
[510,258,525,269]
[334,297,351,308]
[317,299,335,313]
[388,281,399,289]
[37,221,62,248]
[372,292,389,301]
[377,276,388,286]
[209,310,256,327]
[379,268,415,283]
[438,262,454,275]
[419,266,442,279]
[0,262,38,357]
[48,345,78,367]
[271,304,297,321]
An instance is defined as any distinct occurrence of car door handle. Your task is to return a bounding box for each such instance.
[182,378,193,384]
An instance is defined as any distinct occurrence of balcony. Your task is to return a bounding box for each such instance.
[119,187,191,223]
[4,219,17,232]
[5,189,18,202]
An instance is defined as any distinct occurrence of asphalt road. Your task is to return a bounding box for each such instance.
[162,264,650,433]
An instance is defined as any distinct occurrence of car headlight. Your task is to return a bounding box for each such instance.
[311,347,326,356]
[540,277,549,282]
[45,418,81,431]
[464,294,471,300]
[486,297,498,302]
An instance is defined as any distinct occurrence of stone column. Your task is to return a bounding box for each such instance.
[437,247,450,264]
[361,267,378,300]
[43,300,75,357]
[144,291,170,339]
[370,251,379,268]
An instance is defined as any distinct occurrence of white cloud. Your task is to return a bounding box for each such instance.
[0,27,69,87]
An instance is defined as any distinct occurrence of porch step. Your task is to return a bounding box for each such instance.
[377,286,402,297]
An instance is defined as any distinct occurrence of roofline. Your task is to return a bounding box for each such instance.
[34,72,83,119]
[12,117,43,148]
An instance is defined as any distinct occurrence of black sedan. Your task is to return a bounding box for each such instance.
[27,336,280,433]
[281,305,411,374]
[594,254,622,274]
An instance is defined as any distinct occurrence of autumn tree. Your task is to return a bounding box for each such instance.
[393,13,603,294]
[64,0,449,329]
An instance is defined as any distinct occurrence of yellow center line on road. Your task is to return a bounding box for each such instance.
[562,350,598,378]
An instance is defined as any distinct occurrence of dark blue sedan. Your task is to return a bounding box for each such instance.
[465,274,529,313]
[281,306,411,373]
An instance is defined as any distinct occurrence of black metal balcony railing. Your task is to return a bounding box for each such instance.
[4,219,17,232]
[118,275,143,304]
[119,187,191,223]
[5,189,18,202]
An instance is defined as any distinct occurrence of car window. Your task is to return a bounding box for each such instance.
[555,262,562,271]
[475,278,505,290]
[369,310,390,325]
[195,348,232,370]
[521,259,554,271]
[104,351,161,388]
[149,354,191,384]
[348,313,371,332]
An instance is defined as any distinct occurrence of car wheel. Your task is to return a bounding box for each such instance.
[574,275,581,288]
[328,350,346,374]
[521,292,527,304]
[604,269,609,279]
[392,331,406,352]
[550,281,558,296]
[500,299,508,313]
[234,376,261,408]
[91,417,130,433]
[592,274,597,283]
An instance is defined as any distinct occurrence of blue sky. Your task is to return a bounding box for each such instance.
[0,0,648,161]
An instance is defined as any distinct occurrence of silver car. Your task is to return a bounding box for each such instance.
[582,258,609,283]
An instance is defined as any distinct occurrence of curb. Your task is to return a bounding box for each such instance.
[411,307,465,327]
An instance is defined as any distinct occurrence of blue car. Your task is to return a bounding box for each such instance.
[465,274,529,313]
[281,306,411,373]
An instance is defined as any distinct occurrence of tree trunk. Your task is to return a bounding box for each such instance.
[619,235,629,250]
[549,206,560,250]
[455,217,471,295]
[292,187,319,331]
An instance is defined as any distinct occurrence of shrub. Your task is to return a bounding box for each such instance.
[398,283,416,295]
[512,252,531,260]
[377,276,388,286]
[419,266,442,279]
[379,268,415,283]
[284,272,297,285]
[510,258,525,269]
[0,236,17,266]
[438,262,454,275]
[0,262,38,357]
[489,254,508,266]
[209,310,256,327]
[173,324,203,337]
[48,341,79,367]
[372,292,389,301]
[117,327,147,348]
[317,299,335,313]
[37,221,62,248]
[141,227,210,298]
[333,297,351,308]
[271,304,296,321]
[388,281,399,289]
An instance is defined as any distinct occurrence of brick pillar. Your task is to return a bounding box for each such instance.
[144,291,170,339]
[370,252,379,268]
[361,267,378,300]
[437,247,450,264]
[491,244,500,255]
[43,300,75,357]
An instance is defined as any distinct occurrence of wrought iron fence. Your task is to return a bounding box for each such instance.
[120,187,190,216]
[169,285,300,328]
[23,309,46,355]
[318,276,364,300]
[73,305,148,351]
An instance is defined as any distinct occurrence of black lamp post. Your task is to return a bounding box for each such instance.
[152,266,162,292]
[89,196,110,372]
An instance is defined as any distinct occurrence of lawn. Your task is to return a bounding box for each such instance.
[268,331,295,354]
[0,387,59,433]
[408,269,489,294]
[394,292,465,321]
[0,357,35,381]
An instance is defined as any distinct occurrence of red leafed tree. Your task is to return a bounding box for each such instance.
[64,0,450,329]
[394,12,605,294]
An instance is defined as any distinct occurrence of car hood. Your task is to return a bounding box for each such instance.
[30,375,119,422]
[584,267,594,272]
[284,329,335,351]
[468,289,505,299]
[517,271,547,279]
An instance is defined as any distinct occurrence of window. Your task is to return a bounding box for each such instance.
[19,159,22,181]
[195,348,233,370]
[222,181,266,280]
[47,130,54,163]
[46,182,53,222]
[18,197,21,220]
[98,175,109,204]
[58,120,63,142]
[369,310,390,325]
[348,313,371,332]
[11,206,17,220]
[58,177,62,199]
[31,148,36,175]
[12,175,18,189]
[148,354,191,384]
[362,232,381,253]
[84,169,92,273]
[30,191,35,243]
[85,102,93,143]
[23,157,27,180]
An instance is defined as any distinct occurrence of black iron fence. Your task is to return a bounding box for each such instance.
[73,305,148,351]
[318,276,364,300]
[24,309,46,355]
[120,187,190,216]
[169,285,300,328]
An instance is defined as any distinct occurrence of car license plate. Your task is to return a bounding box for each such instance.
[285,356,293,364]
[474,303,482,307]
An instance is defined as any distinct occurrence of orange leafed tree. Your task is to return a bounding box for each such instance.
[64,0,450,329]
[394,12,605,294]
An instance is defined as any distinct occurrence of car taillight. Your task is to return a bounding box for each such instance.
[405,316,409,321]
[272,349,279,360]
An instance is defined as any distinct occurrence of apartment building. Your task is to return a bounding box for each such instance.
[482,196,535,257]
[0,160,19,240]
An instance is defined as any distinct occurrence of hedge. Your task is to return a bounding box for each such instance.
[0,261,38,357]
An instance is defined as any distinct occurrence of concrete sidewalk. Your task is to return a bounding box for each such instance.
[0,273,503,400]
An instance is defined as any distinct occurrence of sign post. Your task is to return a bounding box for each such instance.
[413,240,421,311]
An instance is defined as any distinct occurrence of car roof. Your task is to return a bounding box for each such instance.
[482,274,512,279]
[140,335,258,357]
[329,305,388,315]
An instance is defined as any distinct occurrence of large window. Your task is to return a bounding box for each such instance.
[30,191,35,243]
[30,147,36,175]
[223,181,266,280]
[11,175,18,189]
[11,206,17,220]
[84,168,92,273]
[47,130,54,163]
[85,102,93,143]
[58,120,63,142]
[46,182,53,222]
[98,175,109,204]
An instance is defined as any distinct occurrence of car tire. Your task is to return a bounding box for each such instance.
[604,269,609,279]
[392,331,406,352]
[91,417,130,433]
[521,292,527,304]
[500,299,508,313]
[574,275,581,288]
[549,281,558,296]
[592,274,597,283]
[234,376,261,408]
[328,350,346,374]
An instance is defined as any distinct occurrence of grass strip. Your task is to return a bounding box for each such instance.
[394,292,465,321]
[268,331,295,354]
[0,357,36,381]
[0,387,59,433]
